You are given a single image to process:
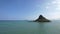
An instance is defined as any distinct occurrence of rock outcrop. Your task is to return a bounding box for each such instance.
[34,15,50,22]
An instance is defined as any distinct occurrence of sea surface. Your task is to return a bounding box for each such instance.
[0,20,60,34]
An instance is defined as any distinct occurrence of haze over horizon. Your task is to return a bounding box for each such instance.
[0,0,60,20]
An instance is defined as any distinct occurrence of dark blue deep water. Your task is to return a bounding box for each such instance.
[0,20,60,34]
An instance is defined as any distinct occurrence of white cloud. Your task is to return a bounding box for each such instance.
[46,6,49,9]
[52,1,57,4]
[45,0,60,20]
[47,12,60,20]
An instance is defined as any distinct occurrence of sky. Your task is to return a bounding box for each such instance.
[0,0,60,20]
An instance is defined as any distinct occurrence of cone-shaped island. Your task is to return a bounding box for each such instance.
[34,15,51,22]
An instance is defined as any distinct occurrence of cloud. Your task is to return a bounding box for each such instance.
[44,0,60,20]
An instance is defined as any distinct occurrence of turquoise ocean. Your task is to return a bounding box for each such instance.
[0,20,60,34]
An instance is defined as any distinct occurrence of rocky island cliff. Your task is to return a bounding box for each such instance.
[34,15,50,22]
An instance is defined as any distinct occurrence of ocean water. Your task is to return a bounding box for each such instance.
[0,20,60,34]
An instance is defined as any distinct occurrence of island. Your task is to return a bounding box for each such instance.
[34,15,51,22]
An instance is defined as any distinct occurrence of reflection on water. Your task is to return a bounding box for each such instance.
[0,20,60,34]
[38,23,47,34]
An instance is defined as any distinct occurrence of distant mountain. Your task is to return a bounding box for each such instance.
[34,15,51,22]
